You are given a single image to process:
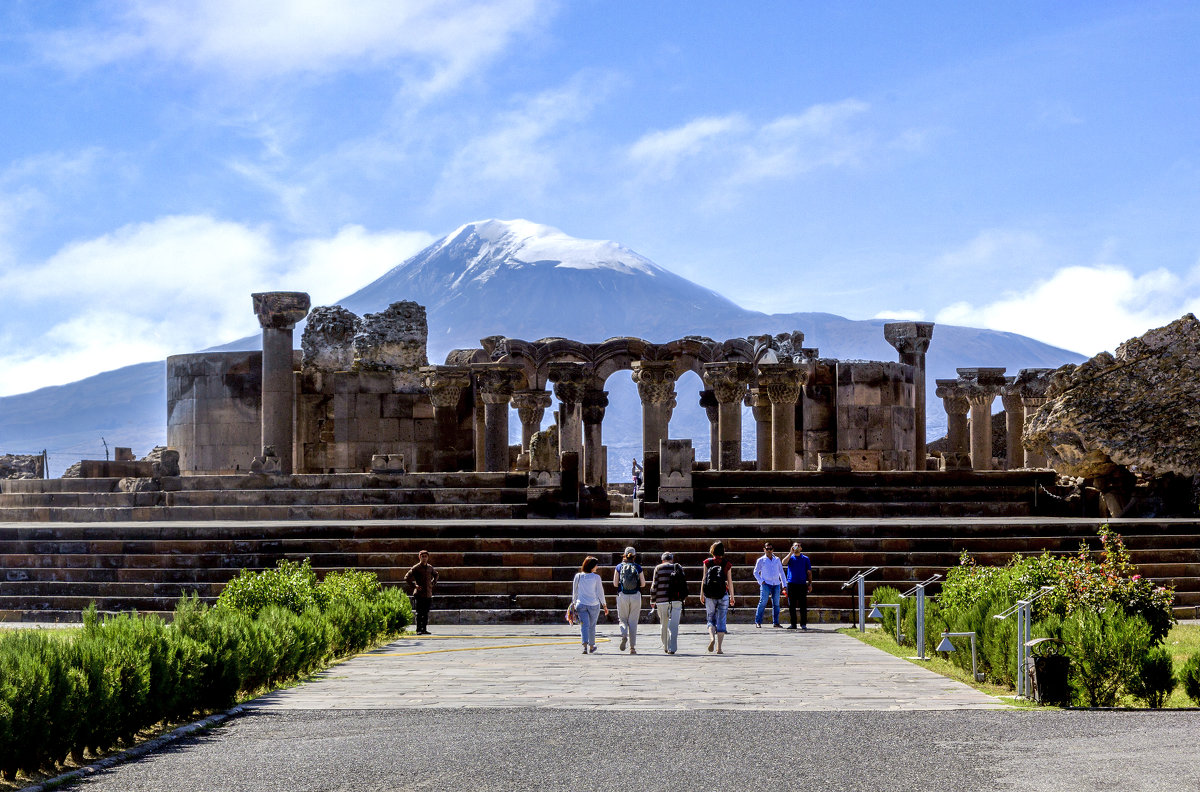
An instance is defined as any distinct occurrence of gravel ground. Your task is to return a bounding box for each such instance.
[66,708,1200,792]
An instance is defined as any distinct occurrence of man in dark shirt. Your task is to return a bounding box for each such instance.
[784,542,813,630]
[404,550,439,635]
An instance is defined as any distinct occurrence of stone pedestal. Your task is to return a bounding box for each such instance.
[957,367,1007,471]
[698,389,719,465]
[802,359,838,470]
[422,365,472,472]
[548,362,587,458]
[747,388,772,471]
[703,362,752,471]
[884,322,935,470]
[658,438,694,510]
[631,361,678,458]
[475,365,523,473]
[758,363,803,471]
[936,378,970,460]
[252,291,310,475]
[1001,380,1024,470]
[511,389,552,454]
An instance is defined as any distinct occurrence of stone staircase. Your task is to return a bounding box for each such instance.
[0,472,530,522]
[691,470,1062,518]
[3,518,1199,623]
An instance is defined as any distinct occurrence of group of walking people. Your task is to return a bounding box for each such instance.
[569,541,814,655]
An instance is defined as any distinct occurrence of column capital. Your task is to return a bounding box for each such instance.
[757,363,803,405]
[884,322,935,356]
[252,291,311,330]
[581,388,609,424]
[511,389,553,412]
[630,360,678,406]
[698,389,719,423]
[1012,367,1054,400]
[702,361,753,404]
[956,367,1006,407]
[547,361,590,405]
[422,365,472,408]
[935,378,969,415]
[474,364,524,404]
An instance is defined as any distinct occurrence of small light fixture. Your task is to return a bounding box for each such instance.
[937,631,984,682]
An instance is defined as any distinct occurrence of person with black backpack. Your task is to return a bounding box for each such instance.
[612,546,647,654]
[700,541,735,654]
[650,551,689,654]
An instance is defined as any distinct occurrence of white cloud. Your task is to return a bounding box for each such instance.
[873,309,925,321]
[628,99,877,189]
[0,216,431,395]
[935,263,1200,357]
[40,0,552,96]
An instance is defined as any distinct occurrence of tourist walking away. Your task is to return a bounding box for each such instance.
[784,542,814,630]
[754,543,787,628]
[572,556,609,653]
[700,541,735,654]
[404,549,439,635]
[650,551,689,654]
[613,546,646,653]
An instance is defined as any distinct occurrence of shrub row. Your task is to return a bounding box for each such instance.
[0,562,411,781]
[870,525,1180,707]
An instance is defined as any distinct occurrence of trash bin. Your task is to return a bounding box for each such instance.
[1024,637,1070,705]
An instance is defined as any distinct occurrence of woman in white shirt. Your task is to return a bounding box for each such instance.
[572,556,610,653]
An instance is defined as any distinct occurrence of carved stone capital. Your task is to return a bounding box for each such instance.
[582,388,609,425]
[631,360,677,406]
[1013,367,1054,400]
[548,362,589,405]
[698,389,719,423]
[512,389,553,425]
[422,365,472,408]
[884,322,935,357]
[957,367,1006,408]
[474,365,524,404]
[252,291,311,330]
[757,363,802,405]
[703,361,753,404]
[935,378,969,416]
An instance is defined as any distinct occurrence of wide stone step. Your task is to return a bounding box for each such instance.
[695,485,1042,504]
[693,470,1058,488]
[699,502,1033,518]
[0,503,529,521]
[165,487,528,507]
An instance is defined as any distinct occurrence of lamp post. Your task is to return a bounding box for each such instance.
[867,603,903,645]
[994,586,1055,698]
[842,567,879,632]
[901,574,942,660]
[936,631,985,682]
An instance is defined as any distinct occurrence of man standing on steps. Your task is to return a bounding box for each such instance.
[784,542,813,631]
[753,543,786,628]
[404,549,439,635]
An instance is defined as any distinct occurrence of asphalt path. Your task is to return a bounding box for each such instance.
[68,709,1200,792]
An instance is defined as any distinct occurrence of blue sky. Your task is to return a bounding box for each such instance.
[1,0,1199,395]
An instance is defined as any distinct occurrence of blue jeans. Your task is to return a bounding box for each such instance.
[756,583,781,625]
[705,594,729,633]
[577,603,600,646]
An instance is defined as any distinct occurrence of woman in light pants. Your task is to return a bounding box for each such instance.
[572,556,609,653]
[612,547,646,654]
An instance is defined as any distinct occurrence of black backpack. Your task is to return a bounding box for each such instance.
[667,563,689,602]
[702,558,727,599]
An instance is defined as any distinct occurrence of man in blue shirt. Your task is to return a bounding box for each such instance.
[784,542,813,630]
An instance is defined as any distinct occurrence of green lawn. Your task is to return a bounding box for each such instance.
[844,622,1200,708]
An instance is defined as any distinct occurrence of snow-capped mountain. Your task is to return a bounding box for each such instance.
[0,219,1085,476]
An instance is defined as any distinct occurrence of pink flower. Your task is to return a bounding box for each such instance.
[1132,575,1141,580]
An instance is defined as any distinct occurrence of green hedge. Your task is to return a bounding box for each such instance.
[0,562,411,781]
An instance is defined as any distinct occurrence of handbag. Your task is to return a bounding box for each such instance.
[565,602,579,625]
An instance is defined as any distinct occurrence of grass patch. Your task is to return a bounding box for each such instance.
[844,623,1200,709]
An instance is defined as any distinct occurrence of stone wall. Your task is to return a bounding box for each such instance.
[167,351,263,474]
[835,361,915,471]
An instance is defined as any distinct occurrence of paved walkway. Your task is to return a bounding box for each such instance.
[250,624,1002,711]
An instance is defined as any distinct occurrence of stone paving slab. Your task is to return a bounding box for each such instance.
[250,624,1003,712]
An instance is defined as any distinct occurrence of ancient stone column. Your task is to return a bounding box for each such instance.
[474,365,523,472]
[698,389,719,465]
[957,367,1007,471]
[703,362,752,470]
[935,379,970,459]
[1000,378,1024,470]
[581,387,609,487]
[801,358,837,470]
[884,322,935,470]
[758,363,803,471]
[548,362,588,458]
[252,291,310,474]
[746,388,772,471]
[630,360,678,458]
[422,365,472,472]
[1014,368,1054,468]
[511,389,552,453]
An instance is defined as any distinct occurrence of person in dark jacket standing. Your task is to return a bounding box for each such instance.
[784,542,813,630]
[404,549,439,635]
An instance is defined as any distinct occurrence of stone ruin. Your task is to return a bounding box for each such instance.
[0,453,44,480]
[1025,314,1200,516]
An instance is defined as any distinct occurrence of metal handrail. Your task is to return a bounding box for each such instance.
[900,573,942,598]
[841,567,879,589]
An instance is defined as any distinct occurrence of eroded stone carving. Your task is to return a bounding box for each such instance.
[353,301,429,390]
[302,306,359,373]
